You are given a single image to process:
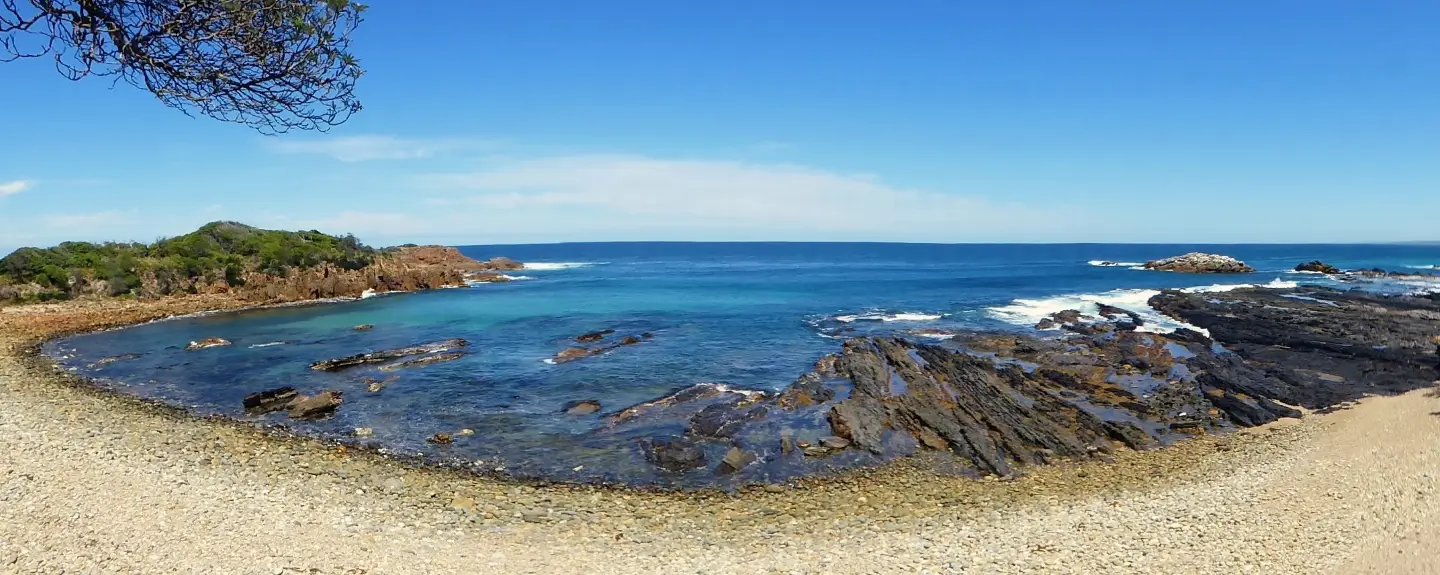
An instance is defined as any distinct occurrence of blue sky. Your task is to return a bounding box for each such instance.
[1,1,1437,251]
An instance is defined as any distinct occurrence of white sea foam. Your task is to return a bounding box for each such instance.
[1285,270,1329,275]
[249,342,285,348]
[1088,260,1144,268]
[1178,278,1298,293]
[834,312,943,323]
[989,278,1300,335]
[523,262,597,271]
[501,275,535,281]
[1408,264,1438,270]
[707,383,771,400]
[542,358,557,365]
[909,330,957,340]
[360,288,377,299]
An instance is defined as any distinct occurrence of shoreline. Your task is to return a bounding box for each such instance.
[4,293,1440,572]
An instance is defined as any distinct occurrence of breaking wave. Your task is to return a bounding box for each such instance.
[987,279,1296,335]
[834,312,943,323]
[1088,260,1144,268]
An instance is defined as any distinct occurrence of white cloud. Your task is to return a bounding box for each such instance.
[413,155,1085,241]
[45,210,126,228]
[268,135,491,162]
[0,180,31,196]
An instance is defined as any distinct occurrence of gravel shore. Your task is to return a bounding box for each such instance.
[2,299,1438,574]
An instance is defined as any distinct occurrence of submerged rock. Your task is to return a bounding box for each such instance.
[549,332,654,364]
[309,339,468,370]
[687,400,769,438]
[92,353,142,367]
[575,329,615,343]
[288,391,343,419]
[775,373,835,409]
[242,386,299,413]
[1143,253,1254,274]
[427,433,453,445]
[362,375,398,393]
[643,437,707,472]
[714,447,756,475]
[561,399,603,416]
[1295,261,1341,274]
[377,352,465,372]
[353,324,374,331]
[186,338,231,351]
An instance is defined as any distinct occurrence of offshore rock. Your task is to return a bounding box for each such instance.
[377,352,465,372]
[309,339,468,371]
[1143,253,1255,274]
[1294,261,1341,274]
[549,332,654,364]
[186,337,231,350]
[575,329,615,343]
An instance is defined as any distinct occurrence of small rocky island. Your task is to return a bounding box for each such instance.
[1143,252,1255,273]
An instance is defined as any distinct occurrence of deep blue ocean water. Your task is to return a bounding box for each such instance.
[45,243,1440,486]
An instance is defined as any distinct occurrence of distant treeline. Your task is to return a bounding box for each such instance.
[0,222,376,302]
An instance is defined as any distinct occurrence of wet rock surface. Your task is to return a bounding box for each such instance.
[561,399,603,416]
[1295,261,1341,274]
[286,391,343,420]
[1143,252,1255,274]
[549,332,654,364]
[605,285,1439,480]
[185,337,231,350]
[309,339,468,371]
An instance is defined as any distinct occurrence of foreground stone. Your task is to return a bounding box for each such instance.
[309,339,468,370]
[287,391,343,419]
[243,386,299,414]
[1144,253,1255,274]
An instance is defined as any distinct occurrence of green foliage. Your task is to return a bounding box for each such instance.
[0,221,378,301]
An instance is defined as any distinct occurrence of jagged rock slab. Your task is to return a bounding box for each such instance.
[309,339,468,371]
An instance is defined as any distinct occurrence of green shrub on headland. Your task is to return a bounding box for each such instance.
[0,222,376,302]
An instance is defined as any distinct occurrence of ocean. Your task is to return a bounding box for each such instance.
[45,243,1440,487]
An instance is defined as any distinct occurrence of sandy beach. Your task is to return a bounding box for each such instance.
[2,297,1438,574]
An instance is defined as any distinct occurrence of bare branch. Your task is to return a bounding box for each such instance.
[1,0,365,133]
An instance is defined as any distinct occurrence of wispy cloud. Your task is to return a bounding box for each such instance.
[412,155,1084,241]
[268,135,494,162]
[0,180,32,197]
[45,210,126,228]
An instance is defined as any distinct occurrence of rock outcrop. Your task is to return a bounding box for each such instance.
[549,332,653,364]
[309,339,468,371]
[1294,261,1341,274]
[186,337,231,350]
[287,391,343,419]
[1143,253,1254,274]
[561,399,603,416]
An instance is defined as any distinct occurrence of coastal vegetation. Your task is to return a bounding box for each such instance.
[0,221,375,302]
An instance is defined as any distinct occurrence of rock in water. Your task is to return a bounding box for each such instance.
[687,400,769,438]
[427,433,453,445]
[309,339,468,370]
[1294,261,1341,274]
[714,447,756,475]
[775,373,835,409]
[575,329,615,343]
[643,437,707,472]
[552,347,592,364]
[186,338,231,351]
[242,386,299,413]
[1143,253,1255,274]
[561,399,603,415]
[484,256,524,270]
[353,324,374,331]
[287,391,343,419]
[377,352,465,372]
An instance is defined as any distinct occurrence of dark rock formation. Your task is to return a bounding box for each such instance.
[288,391,342,419]
[549,332,653,364]
[243,386,299,413]
[377,352,465,372]
[484,256,523,271]
[775,373,835,409]
[687,399,769,439]
[1294,261,1340,274]
[643,437,707,472]
[1144,253,1255,274]
[428,433,453,445]
[309,339,468,371]
[575,329,615,343]
[1149,287,1440,406]
[561,399,603,416]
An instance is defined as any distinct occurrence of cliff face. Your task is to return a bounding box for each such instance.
[133,246,517,303]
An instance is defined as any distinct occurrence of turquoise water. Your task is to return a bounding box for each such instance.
[46,243,1440,486]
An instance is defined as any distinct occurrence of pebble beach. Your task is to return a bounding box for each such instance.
[2,297,1438,574]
